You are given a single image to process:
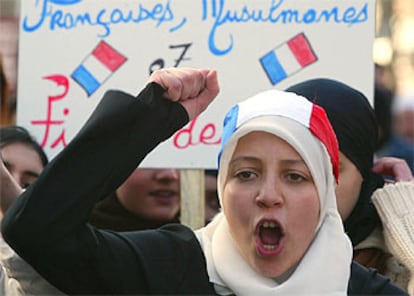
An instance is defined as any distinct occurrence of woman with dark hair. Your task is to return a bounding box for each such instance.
[0,126,48,208]
[0,126,48,164]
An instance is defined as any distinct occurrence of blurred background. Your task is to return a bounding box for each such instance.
[374,0,414,94]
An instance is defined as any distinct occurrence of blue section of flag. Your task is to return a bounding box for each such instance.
[218,104,239,169]
[71,65,100,96]
[260,50,287,85]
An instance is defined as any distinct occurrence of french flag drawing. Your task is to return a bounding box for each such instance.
[71,40,127,96]
[260,33,318,85]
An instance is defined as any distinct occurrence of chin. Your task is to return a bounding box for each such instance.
[253,257,287,278]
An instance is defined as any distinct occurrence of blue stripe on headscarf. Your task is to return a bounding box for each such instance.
[218,104,239,169]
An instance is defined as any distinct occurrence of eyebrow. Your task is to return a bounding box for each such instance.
[279,159,306,166]
[230,155,305,166]
[229,155,261,166]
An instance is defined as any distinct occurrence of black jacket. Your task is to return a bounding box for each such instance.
[2,83,407,295]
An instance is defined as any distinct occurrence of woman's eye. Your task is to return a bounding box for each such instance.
[236,171,256,180]
[286,173,306,182]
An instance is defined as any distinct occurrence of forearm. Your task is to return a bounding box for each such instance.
[372,182,414,260]
[372,182,414,294]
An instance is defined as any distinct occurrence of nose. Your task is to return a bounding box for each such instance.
[255,179,284,208]
[154,169,179,181]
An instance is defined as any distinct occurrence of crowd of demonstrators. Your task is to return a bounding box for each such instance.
[377,92,414,174]
[0,128,219,295]
[0,55,410,294]
[1,67,408,295]
[0,126,64,295]
[286,78,414,294]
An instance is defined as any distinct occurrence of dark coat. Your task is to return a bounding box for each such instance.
[2,84,407,295]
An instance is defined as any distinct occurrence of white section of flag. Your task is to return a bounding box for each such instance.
[274,43,302,75]
[236,90,313,128]
[82,55,112,84]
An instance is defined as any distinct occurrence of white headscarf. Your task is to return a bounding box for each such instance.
[196,90,352,295]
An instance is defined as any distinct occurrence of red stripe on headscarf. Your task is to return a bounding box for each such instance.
[309,104,339,182]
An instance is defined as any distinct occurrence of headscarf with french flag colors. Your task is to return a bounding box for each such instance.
[219,89,339,182]
[196,89,352,296]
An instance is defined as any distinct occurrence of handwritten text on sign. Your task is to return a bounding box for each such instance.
[17,0,374,168]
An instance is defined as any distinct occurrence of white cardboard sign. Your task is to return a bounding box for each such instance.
[17,0,375,168]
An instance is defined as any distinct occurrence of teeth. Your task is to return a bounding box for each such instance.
[262,221,277,228]
[263,244,276,250]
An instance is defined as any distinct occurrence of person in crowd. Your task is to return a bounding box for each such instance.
[286,78,414,295]
[89,167,220,231]
[377,92,414,174]
[0,126,48,215]
[1,68,407,295]
[89,168,180,231]
[0,125,64,295]
[204,169,220,224]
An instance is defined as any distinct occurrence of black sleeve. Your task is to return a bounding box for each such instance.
[348,261,408,295]
[1,83,193,294]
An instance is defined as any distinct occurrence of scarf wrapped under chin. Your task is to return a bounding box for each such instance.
[195,93,352,295]
[197,209,351,296]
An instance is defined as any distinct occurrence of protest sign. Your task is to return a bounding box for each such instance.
[17,0,375,167]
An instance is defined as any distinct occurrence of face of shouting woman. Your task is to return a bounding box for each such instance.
[222,131,320,278]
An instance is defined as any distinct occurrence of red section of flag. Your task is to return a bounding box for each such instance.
[92,40,127,72]
[309,104,339,182]
[287,33,317,67]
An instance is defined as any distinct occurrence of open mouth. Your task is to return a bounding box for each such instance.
[257,220,284,256]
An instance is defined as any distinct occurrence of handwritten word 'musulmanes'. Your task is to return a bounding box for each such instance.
[203,0,369,55]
